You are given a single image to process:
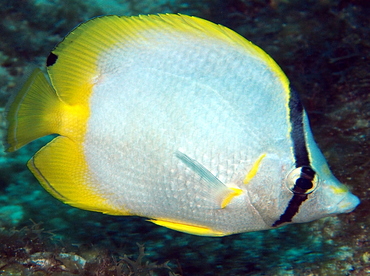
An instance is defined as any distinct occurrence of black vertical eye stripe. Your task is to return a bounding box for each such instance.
[272,87,315,228]
[288,88,310,168]
[272,194,307,227]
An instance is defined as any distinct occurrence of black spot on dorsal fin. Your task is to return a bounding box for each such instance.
[46,52,58,67]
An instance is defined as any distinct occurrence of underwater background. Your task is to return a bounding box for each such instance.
[0,0,369,275]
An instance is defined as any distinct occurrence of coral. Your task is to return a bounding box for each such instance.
[0,225,179,275]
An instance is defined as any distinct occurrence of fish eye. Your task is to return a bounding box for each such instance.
[286,166,319,195]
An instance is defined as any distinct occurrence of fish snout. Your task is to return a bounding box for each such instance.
[330,192,360,214]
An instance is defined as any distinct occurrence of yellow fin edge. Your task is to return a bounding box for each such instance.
[148,219,227,237]
[5,69,62,151]
[243,153,266,184]
[48,14,290,104]
[157,14,290,92]
[28,136,131,216]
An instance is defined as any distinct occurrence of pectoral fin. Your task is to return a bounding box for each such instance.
[175,150,242,209]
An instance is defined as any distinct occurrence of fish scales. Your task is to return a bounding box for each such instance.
[4,14,359,236]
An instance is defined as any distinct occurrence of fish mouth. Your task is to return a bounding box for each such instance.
[331,192,360,214]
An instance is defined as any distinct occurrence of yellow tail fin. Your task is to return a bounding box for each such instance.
[6,69,62,152]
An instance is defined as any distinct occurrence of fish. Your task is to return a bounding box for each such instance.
[4,14,360,236]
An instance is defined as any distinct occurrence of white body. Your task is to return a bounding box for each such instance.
[9,15,357,236]
[81,22,358,234]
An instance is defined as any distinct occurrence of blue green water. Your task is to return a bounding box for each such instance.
[0,0,369,275]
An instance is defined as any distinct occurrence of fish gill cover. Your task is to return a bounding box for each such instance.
[0,0,369,275]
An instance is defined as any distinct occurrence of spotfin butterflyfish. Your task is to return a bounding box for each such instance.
[4,14,360,236]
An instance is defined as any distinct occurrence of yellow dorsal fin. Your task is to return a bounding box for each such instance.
[243,153,266,184]
[47,14,289,105]
[148,218,227,236]
[46,16,117,105]
[155,14,288,86]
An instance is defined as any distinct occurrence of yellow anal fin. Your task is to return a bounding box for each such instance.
[221,187,243,208]
[6,69,62,151]
[148,219,226,237]
[243,153,266,184]
[28,136,130,216]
